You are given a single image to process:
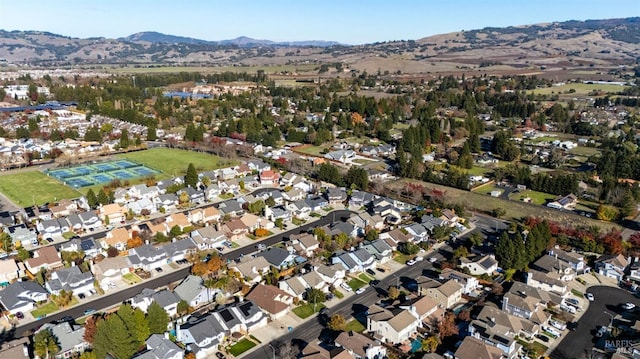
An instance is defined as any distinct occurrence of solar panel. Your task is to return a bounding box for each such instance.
[220,309,234,322]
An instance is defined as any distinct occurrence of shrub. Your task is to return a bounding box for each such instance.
[254,228,269,237]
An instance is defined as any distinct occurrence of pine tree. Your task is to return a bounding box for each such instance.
[97,189,110,205]
[146,302,170,334]
[117,304,150,346]
[119,129,130,148]
[185,163,198,188]
[86,189,98,209]
[146,126,157,141]
[93,314,137,359]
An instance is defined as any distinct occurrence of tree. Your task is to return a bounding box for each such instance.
[265,196,276,207]
[78,351,98,359]
[106,246,119,258]
[127,236,143,249]
[97,189,110,205]
[345,167,369,190]
[468,232,483,247]
[305,288,326,311]
[453,246,469,259]
[86,189,98,209]
[93,313,138,359]
[177,300,190,316]
[275,218,284,229]
[17,247,30,261]
[388,286,400,300]
[365,229,379,241]
[492,207,506,218]
[421,335,439,353]
[185,163,198,188]
[83,316,98,344]
[34,329,60,359]
[116,304,149,346]
[119,128,130,149]
[146,126,157,141]
[147,301,170,333]
[328,314,346,331]
[0,232,12,253]
[437,312,459,339]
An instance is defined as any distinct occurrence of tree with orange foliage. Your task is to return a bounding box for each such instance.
[191,262,208,276]
[254,228,269,237]
[351,112,365,126]
[207,255,223,273]
[437,312,459,339]
[127,236,143,249]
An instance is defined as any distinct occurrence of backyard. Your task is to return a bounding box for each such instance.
[0,170,82,207]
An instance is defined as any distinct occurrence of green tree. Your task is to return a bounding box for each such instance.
[34,329,60,359]
[185,163,198,188]
[93,314,138,359]
[305,288,326,311]
[0,232,12,252]
[78,351,98,359]
[146,126,157,141]
[345,166,369,190]
[265,196,276,207]
[275,218,284,229]
[116,303,149,346]
[468,232,483,247]
[17,247,30,261]
[177,300,190,316]
[421,335,439,353]
[86,189,98,209]
[120,128,130,148]
[317,163,341,185]
[365,229,379,241]
[97,189,110,205]
[328,314,346,332]
[146,301,170,334]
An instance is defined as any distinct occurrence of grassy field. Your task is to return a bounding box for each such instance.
[509,190,556,205]
[344,319,366,333]
[347,278,368,291]
[568,146,600,157]
[117,148,236,177]
[292,303,325,319]
[294,145,327,156]
[228,338,256,357]
[109,64,318,75]
[528,83,628,96]
[0,170,82,206]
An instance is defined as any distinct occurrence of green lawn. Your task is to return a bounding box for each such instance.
[295,145,327,156]
[117,148,237,177]
[568,146,600,157]
[509,190,556,205]
[122,273,142,285]
[332,289,344,299]
[0,170,82,206]
[358,273,373,283]
[394,253,409,264]
[292,303,326,319]
[344,319,366,333]
[228,338,257,356]
[528,83,629,96]
[31,301,60,318]
[348,278,367,291]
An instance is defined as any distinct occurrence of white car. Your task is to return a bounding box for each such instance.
[415,256,424,262]
[355,288,366,295]
[542,326,560,339]
[429,257,438,263]
[340,283,352,292]
[406,259,416,266]
[586,293,595,302]
[622,302,636,310]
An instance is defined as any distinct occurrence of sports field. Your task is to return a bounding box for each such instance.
[116,148,237,177]
[0,170,82,206]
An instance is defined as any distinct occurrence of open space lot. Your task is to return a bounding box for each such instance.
[117,148,237,178]
[0,170,82,206]
[528,83,629,96]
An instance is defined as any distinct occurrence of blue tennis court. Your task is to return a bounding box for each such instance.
[45,160,160,188]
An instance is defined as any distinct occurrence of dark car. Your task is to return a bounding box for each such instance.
[215,352,226,359]
[567,322,579,331]
[366,269,376,276]
[370,279,380,286]
[15,312,24,319]
[319,307,329,316]
[78,293,86,299]
[535,334,550,343]
[59,315,74,323]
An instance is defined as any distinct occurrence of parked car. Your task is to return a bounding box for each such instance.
[256,243,267,251]
[215,352,226,359]
[415,256,424,262]
[535,334,550,343]
[586,293,595,301]
[370,279,380,286]
[83,309,96,315]
[15,312,24,320]
[542,326,560,338]
[429,257,438,263]
[366,269,376,276]
[319,307,329,316]
[340,283,352,292]
[567,322,579,331]
[155,267,163,273]
[355,288,366,295]
[596,326,608,338]
[565,298,580,306]
[406,259,416,266]
[560,304,577,314]
[59,316,74,323]
[622,302,636,310]
[550,320,566,331]
[78,293,86,299]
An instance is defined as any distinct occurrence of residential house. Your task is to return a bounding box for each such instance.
[101,227,130,251]
[36,321,88,359]
[25,246,63,273]
[439,268,480,295]
[7,226,38,248]
[204,183,222,201]
[166,212,191,232]
[362,239,393,263]
[366,304,421,344]
[282,188,306,202]
[266,205,291,222]
[99,203,126,225]
[0,281,48,315]
[288,200,312,219]
[177,314,226,359]
[128,184,159,200]
[0,259,23,286]
[217,199,243,217]
[188,206,221,225]
[131,288,180,317]
[66,214,83,233]
[190,226,227,250]
[440,209,459,227]
[398,295,441,324]
[259,170,280,186]
[327,221,360,238]
[45,266,94,297]
[247,159,270,173]
[78,211,102,232]
[547,247,588,273]
[459,255,499,276]
[290,233,320,258]
[531,254,576,282]
[502,282,560,325]
[162,238,197,262]
[240,213,273,232]
[223,218,249,241]
[454,336,504,359]
[246,284,294,319]
[36,218,69,240]
[133,334,184,359]
[90,256,132,289]
[179,187,206,205]
[332,249,375,273]
[258,247,298,270]
[128,244,168,271]
[155,193,179,212]
[174,275,214,308]
[300,341,355,359]
[422,280,463,309]
[315,264,346,287]
[595,254,629,282]
[229,256,271,284]
[335,331,387,359]
[403,223,429,243]
[546,194,578,210]
[420,215,446,233]
[526,270,567,295]
[280,172,300,187]
[48,199,77,218]
[326,187,347,205]
[59,237,100,258]
[469,306,537,358]
[279,276,310,299]
[349,191,377,208]
[306,196,329,211]
[213,300,267,334]
[379,229,413,251]
[349,212,385,231]
[219,167,238,180]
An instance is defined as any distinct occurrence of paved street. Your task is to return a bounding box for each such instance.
[550,285,640,359]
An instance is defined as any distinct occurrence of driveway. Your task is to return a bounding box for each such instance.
[550,286,640,359]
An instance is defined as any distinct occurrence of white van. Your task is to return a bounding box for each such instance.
[560,304,577,314]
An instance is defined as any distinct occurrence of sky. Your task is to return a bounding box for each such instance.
[0,0,638,45]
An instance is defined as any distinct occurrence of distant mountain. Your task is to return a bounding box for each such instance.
[0,17,638,74]
[121,31,341,47]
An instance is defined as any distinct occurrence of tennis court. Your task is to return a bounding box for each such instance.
[46,160,159,188]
